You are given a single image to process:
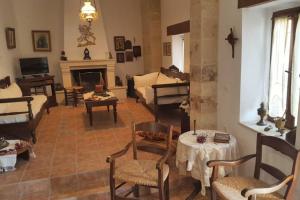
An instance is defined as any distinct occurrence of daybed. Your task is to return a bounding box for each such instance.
[134,67,190,121]
[0,76,49,143]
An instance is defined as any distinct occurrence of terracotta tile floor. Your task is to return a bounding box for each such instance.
[0,98,209,200]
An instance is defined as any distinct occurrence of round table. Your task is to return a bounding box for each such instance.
[176,130,239,198]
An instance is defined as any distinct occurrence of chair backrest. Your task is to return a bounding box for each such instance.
[131,121,173,159]
[254,133,300,198]
[286,128,296,146]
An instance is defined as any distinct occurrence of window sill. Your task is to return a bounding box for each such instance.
[239,121,290,140]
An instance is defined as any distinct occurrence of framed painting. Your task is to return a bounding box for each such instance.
[116,52,125,63]
[32,30,51,52]
[163,42,172,56]
[5,28,16,49]
[125,51,134,62]
[114,36,125,51]
[133,46,141,58]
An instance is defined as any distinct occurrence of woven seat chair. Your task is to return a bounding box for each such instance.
[107,121,173,200]
[207,133,300,200]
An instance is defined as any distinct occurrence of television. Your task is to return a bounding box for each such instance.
[19,57,49,75]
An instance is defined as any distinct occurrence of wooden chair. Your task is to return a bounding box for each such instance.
[106,122,173,200]
[207,133,300,200]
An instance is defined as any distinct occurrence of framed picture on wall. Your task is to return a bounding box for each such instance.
[32,30,51,52]
[133,46,141,58]
[116,52,125,63]
[125,51,134,62]
[163,42,172,56]
[114,36,125,51]
[5,28,16,49]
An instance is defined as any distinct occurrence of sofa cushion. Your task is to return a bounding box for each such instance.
[156,73,180,97]
[0,83,23,113]
[0,95,47,124]
[134,72,159,88]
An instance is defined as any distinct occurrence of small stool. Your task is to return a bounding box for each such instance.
[64,86,84,107]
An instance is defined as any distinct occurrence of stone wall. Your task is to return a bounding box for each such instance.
[141,0,162,73]
[190,0,218,129]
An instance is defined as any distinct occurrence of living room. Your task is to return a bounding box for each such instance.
[1,0,300,200]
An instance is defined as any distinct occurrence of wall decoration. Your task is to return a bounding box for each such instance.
[114,36,125,51]
[60,50,68,61]
[163,42,172,56]
[125,51,134,62]
[116,52,125,63]
[32,30,51,52]
[225,28,238,58]
[5,28,16,49]
[125,40,132,49]
[83,48,91,60]
[77,24,96,47]
[133,46,141,58]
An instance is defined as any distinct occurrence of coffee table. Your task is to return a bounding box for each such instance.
[84,96,119,126]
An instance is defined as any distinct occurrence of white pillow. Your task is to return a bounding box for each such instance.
[0,83,23,98]
[0,83,23,113]
[134,72,159,88]
[156,73,178,84]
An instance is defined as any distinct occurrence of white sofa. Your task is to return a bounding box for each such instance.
[134,68,189,120]
[0,76,48,143]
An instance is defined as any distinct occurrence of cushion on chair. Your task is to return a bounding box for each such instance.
[0,95,47,124]
[114,159,169,187]
[213,177,284,200]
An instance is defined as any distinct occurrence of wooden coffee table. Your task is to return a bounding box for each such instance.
[84,97,119,126]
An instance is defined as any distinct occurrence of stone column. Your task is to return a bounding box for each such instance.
[190,0,219,129]
[141,0,162,73]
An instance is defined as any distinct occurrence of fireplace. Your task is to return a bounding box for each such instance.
[71,68,107,92]
[60,59,116,89]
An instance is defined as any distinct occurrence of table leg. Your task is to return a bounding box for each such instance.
[113,104,117,123]
[107,105,110,112]
[18,150,30,161]
[87,106,93,126]
[186,181,201,200]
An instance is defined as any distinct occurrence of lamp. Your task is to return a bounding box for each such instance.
[79,0,98,23]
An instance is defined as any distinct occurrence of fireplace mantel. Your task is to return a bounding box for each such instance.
[60,59,116,89]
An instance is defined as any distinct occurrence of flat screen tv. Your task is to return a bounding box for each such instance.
[19,57,49,75]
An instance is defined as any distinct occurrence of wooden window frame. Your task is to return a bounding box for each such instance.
[269,7,300,129]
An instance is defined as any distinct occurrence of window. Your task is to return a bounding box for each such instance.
[172,34,185,72]
[268,8,300,128]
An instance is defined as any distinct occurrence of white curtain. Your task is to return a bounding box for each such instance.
[269,17,290,117]
[291,14,300,125]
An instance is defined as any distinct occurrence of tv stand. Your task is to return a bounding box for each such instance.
[16,75,58,107]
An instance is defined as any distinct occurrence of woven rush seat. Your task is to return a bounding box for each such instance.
[114,159,169,186]
[213,177,284,200]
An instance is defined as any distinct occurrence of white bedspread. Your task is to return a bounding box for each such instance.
[0,95,47,124]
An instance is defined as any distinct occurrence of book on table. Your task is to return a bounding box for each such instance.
[214,133,230,143]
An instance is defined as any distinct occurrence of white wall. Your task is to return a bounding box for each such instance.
[100,0,144,84]
[218,0,300,197]
[64,0,109,61]
[0,0,19,80]
[161,0,190,69]
[12,0,64,83]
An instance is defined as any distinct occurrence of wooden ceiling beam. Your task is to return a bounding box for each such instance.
[238,0,275,8]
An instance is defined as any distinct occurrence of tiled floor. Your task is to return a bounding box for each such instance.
[0,98,209,200]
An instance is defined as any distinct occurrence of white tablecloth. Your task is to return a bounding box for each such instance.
[0,140,19,172]
[176,130,239,195]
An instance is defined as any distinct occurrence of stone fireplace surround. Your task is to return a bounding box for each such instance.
[60,59,116,89]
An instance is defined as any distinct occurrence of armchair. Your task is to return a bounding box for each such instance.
[207,133,300,200]
[107,121,173,200]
